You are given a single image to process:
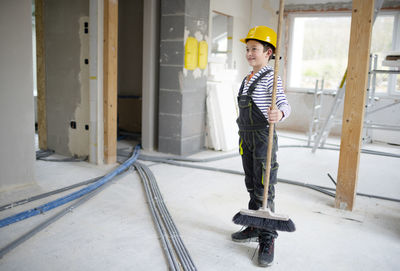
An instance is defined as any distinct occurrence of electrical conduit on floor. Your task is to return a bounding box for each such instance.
[0,145,141,228]
[134,161,197,271]
[0,146,140,259]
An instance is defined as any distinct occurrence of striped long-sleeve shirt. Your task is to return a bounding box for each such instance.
[241,65,291,122]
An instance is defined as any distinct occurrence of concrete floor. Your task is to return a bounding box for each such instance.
[0,131,399,270]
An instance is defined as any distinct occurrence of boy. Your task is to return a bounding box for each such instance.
[231,26,291,267]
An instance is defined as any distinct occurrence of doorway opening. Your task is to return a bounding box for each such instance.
[117,0,144,144]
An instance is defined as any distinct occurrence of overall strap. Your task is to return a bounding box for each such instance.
[238,69,272,97]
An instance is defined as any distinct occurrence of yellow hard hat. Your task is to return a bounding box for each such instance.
[240,26,277,49]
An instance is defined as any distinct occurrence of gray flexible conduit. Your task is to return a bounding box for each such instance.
[137,155,400,203]
[0,147,140,258]
[0,155,198,269]
[1,143,397,260]
[139,152,238,163]
[0,176,103,212]
[135,163,179,269]
[278,144,400,158]
[36,149,88,162]
[0,172,120,259]
[134,162,197,271]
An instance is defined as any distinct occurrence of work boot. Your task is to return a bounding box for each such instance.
[231,227,259,242]
[258,235,275,267]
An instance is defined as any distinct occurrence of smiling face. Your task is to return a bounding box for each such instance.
[246,39,272,73]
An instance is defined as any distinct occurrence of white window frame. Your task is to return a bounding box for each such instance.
[379,11,400,97]
[286,10,400,97]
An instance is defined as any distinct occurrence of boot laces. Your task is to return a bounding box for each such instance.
[260,236,274,255]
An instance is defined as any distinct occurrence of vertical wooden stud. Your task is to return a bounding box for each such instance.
[103,0,118,164]
[35,0,47,150]
[335,0,374,210]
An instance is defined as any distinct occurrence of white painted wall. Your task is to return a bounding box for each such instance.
[0,0,35,189]
[89,0,104,164]
[142,0,160,151]
[210,0,252,82]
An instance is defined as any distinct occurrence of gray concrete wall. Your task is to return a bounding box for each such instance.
[45,0,90,157]
[158,0,210,155]
[0,0,36,189]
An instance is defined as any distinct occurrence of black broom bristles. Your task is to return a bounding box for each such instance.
[233,212,296,232]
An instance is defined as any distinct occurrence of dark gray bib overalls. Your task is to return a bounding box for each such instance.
[237,70,279,237]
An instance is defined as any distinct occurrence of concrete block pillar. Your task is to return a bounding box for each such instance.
[158,0,210,155]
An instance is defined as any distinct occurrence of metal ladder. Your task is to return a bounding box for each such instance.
[311,73,346,152]
[311,0,384,153]
[307,79,324,147]
[363,53,378,143]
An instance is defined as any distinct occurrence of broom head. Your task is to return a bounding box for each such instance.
[233,207,296,232]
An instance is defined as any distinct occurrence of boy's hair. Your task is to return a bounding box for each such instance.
[247,39,275,60]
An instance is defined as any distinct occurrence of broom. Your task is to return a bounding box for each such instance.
[232,0,295,232]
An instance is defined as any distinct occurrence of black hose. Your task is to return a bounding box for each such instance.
[327,173,337,186]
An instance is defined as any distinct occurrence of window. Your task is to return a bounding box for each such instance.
[287,11,400,95]
[370,13,399,95]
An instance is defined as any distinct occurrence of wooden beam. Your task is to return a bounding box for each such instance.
[103,0,118,164]
[335,0,374,210]
[35,0,47,150]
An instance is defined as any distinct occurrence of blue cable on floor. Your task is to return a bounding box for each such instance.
[0,145,141,228]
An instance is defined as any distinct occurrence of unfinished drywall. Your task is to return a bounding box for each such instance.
[68,16,90,156]
[0,0,36,189]
[45,0,90,157]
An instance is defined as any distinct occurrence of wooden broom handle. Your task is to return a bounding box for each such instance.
[262,0,284,209]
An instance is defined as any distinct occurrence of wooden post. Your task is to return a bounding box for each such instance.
[335,0,374,210]
[35,0,47,150]
[103,0,118,164]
